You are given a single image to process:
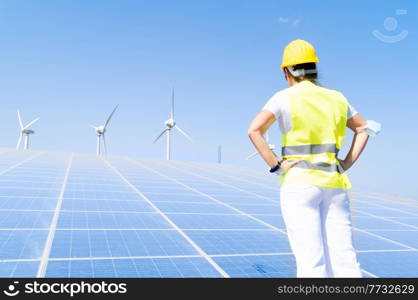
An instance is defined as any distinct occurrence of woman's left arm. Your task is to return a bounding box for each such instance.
[247,110,279,168]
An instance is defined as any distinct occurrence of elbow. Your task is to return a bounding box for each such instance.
[354,127,367,134]
[247,128,257,138]
[247,128,261,141]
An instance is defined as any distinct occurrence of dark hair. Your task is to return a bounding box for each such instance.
[286,62,319,85]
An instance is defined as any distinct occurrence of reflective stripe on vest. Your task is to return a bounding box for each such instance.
[288,160,345,173]
[281,143,339,156]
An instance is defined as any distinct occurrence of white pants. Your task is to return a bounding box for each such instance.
[280,183,362,278]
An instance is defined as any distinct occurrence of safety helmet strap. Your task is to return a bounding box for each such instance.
[286,65,317,78]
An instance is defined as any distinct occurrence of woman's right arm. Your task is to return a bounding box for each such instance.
[340,114,369,171]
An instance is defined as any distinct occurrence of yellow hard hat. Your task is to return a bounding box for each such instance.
[281,39,319,70]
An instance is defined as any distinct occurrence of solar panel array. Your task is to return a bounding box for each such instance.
[0,148,417,278]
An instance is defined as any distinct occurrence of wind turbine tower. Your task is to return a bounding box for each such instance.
[153,89,193,160]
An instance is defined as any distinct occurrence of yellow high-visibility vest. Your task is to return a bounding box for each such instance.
[279,80,351,189]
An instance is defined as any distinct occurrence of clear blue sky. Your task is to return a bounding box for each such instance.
[0,0,416,197]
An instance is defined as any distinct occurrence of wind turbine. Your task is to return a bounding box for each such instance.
[246,131,277,160]
[153,89,192,160]
[16,110,40,150]
[89,105,118,155]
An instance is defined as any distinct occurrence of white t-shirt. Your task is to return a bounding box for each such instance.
[263,89,358,134]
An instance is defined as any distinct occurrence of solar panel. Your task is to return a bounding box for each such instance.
[0,149,417,278]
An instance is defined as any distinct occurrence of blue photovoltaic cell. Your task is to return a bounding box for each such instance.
[0,197,57,210]
[351,216,412,230]
[139,189,192,196]
[185,230,291,255]
[0,261,40,277]
[229,204,281,215]
[349,200,378,208]
[0,211,53,228]
[167,214,269,229]
[358,251,418,277]
[142,193,214,203]
[203,194,276,205]
[352,207,414,218]
[0,181,61,189]
[0,175,59,183]
[152,202,236,214]
[0,150,417,278]
[64,190,140,200]
[56,212,171,229]
[186,188,242,195]
[65,183,133,192]
[213,255,296,278]
[134,186,191,193]
[384,217,418,228]
[46,257,221,278]
[60,199,154,212]
[0,188,60,198]
[359,200,417,211]
[66,179,123,185]
[49,230,199,258]
[0,230,48,259]
[252,215,286,229]
[352,230,408,251]
[365,230,418,248]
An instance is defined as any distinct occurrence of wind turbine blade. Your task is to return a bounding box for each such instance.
[171,88,174,119]
[246,152,259,160]
[102,133,107,155]
[104,104,119,129]
[16,133,23,149]
[17,110,24,129]
[153,128,169,144]
[175,125,192,142]
[88,124,97,130]
[23,117,40,130]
